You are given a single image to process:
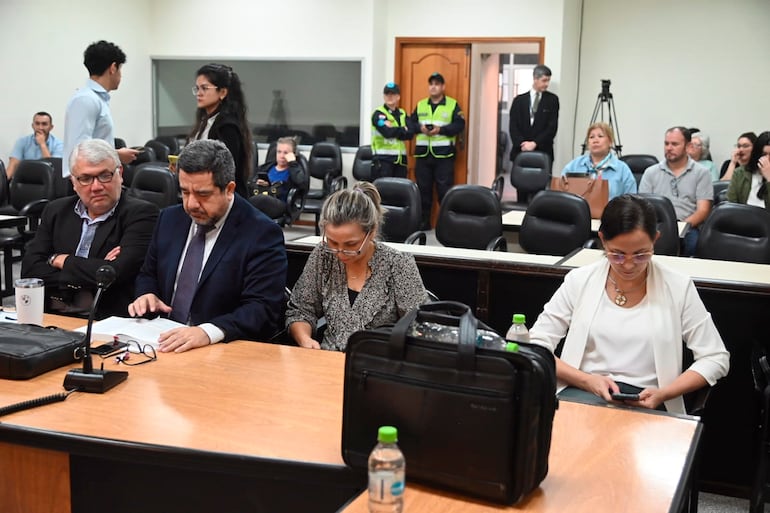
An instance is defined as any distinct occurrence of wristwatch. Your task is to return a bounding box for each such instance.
[47,253,59,267]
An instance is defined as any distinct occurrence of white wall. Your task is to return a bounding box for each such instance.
[0,0,154,162]
[3,0,769,181]
[577,0,770,166]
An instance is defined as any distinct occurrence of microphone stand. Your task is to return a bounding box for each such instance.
[63,267,128,393]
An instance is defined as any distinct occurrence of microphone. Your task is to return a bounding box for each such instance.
[63,265,128,393]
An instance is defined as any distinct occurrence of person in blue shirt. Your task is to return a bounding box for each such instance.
[250,136,308,219]
[561,122,637,200]
[7,112,63,179]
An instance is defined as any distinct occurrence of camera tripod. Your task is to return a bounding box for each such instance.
[582,79,623,156]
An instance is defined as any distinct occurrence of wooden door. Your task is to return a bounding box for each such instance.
[397,43,470,223]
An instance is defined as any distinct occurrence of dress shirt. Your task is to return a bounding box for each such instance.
[63,79,114,177]
[10,133,63,160]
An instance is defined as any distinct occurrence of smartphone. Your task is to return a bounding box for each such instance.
[91,340,129,356]
[424,124,434,130]
[611,392,640,401]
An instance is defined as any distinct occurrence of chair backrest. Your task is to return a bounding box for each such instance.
[435,185,503,250]
[10,160,57,210]
[129,163,179,209]
[153,135,181,155]
[491,175,505,201]
[114,137,127,149]
[510,151,551,204]
[264,141,277,164]
[352,145,373,182]
[519,190,592,256]
[374,177,422,243]
[144,140,170,162]
[0,159,8,206]
[620,154,658,186]
[312,124,339,143]
[637,193,680,256]
[695,202,770,264]
[133,146,157,165]
[308,142,343,193]
[712,180,729,206]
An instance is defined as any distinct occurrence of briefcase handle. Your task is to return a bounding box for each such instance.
[389,301,478,371]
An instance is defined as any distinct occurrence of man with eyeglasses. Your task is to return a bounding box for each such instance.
[128,140,287,353]
[639,127,713,256]
[21,139,159,318]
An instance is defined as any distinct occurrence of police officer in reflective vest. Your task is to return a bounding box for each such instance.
[371,82,412,180]
[408,72,465,229]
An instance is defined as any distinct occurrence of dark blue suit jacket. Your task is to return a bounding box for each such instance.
[134,195,287,342]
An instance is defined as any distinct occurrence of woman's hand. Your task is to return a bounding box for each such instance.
[758,155,770,181]
[579,373,619,401]
[256,178,269,186]
[296,336,321,349]
[286,152,296,163]
[634,388,667,410]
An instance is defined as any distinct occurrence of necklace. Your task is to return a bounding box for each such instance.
[606,273,646,306]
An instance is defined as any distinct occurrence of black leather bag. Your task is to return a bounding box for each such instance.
[0,323,83,380]
[341,301,557,505]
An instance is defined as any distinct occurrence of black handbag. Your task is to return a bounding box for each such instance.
[341,301,557,504]
[0,323,84,380]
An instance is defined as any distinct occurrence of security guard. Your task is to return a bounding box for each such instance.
[371,82,412,180]
[408,72,465,229]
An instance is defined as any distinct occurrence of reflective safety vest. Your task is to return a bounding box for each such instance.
[371,106,407,165]
[414,97,458,158]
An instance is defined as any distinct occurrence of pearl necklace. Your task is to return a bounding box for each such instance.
[606,273,646,306]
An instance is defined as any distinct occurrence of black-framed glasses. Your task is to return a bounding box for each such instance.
[669,177,680,198]
[321,231,371,256]
[106,340,157,367]
[192,84,218,95]
[72,168,119,186]
[605,251,654,265]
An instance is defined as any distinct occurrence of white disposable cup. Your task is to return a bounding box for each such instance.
[15,278,44,326]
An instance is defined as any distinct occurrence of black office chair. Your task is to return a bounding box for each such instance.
[144,139,170,163]
[39,157,71,198]
[0,159,9,207]
[694,203,770,264]
[712,180,730,206]
[491,174,505,202]
[751,344,770,513]
[128,164,179,209]
[374,177,426,245]
[153,135,181,155]
[435,185,506,251]
[352,145,373,182]
[312,124,339,143]
[637,193,680,256]
[620,154,658,187]
[303,142,345,235]
[505,151,551,210]
[114,137,127,150]
[519,190,592,256]
[132,146,157,166]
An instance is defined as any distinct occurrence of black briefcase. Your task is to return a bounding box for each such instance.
[0,323,83,380]
[341,302,557,505]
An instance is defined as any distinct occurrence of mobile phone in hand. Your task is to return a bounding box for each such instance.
[611,392,640,401]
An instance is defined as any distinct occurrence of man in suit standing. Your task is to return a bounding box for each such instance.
[22,139,159,318]
[129,139,287,353]
[509,65,559,167]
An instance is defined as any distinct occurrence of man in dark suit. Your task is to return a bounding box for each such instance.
[129,139,287,353]
[22,138,159,318]
[509,65,559,166]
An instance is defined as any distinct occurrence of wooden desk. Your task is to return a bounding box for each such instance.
[0,315,364,513]
[340,401,701,513]
[502,210,689,238]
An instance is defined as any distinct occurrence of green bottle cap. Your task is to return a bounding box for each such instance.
[513,314,526,324]
[505,342,519,352]
[378,426,398,443]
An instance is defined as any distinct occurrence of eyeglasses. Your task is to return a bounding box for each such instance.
[322,231,371,256]
[670,177,680,197]
[192,84,218,95]
[736,143,753,150]
[99,339,157,368]
[605,251,654,265]
[72,168,119,186]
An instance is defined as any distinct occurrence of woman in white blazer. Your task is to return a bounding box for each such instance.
[529,195,730,414]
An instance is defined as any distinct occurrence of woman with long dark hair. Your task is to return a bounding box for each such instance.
[727,131,770,210]
[189,63,252,197]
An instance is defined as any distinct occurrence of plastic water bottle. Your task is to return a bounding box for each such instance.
[368,426,405,513]
[505,314,530,343]
[478,337,520,352]
[408,321,507,348]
